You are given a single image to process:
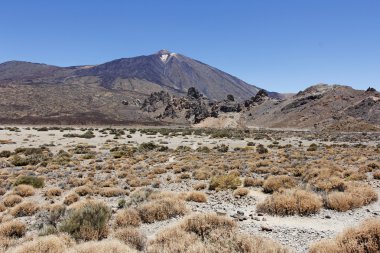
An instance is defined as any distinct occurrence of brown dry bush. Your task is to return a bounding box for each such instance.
[185,191,207,203]
[257,189,322,216]
[138,197,187,223]
[11,201,39,217]
[99,187,125,197]
[113,227,147,251]
[0,220,26,238]
[67,239,138,253]
[45,187,62,198]
[263,175,296,193]
[13,184,35,197]
[309,218,380,253]
[147,213,291,253]
[64,193,80,205]
[326,183,378,212]
[193,183,207,190]
[75,186,93,196]
[243,177,264,187]
[3,195,23,207]
[6,234,73,253]
[115,208,141,228]
[0,203,5,212]
[233,188,249,197]
[304,167,345,192]
[373,170,380,180]
[193,169,210,180]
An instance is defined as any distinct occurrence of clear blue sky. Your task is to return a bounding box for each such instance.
[1,0,379,92]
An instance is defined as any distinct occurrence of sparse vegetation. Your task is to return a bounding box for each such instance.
[0,126,378,252]
[309,218,380,253]
[60,200,111,241]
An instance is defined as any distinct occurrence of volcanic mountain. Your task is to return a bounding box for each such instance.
[0,50,262,124]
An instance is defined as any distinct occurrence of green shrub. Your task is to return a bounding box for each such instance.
[256,144,268,154]
[0,150,11,158]
[14,176,45,188]
[59,200,111,241]
[209,174,241,191]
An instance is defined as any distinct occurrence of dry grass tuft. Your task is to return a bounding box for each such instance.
[257,189,322,216]
[0,220,26,238]
[13,184,35,197]
[3,195,23,207]
[113,227,147,251]
[325,182,378,212]
[326,183,377,212]
[64,193,80,206]
[45,187,62,198]
[309,218,380,253]
[148,213,291,253]
[11,202,39,217]
[373,170,380,180]
[138,197,187,223]
[263,175,296,193]
[115,208,141,228]
[243,177,264,187]
[185,191,207,203]
[7,234,73,253]
[67,239,137,253]
[233,188,249,197]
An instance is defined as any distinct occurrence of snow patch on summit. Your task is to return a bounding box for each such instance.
[160,54,169,62]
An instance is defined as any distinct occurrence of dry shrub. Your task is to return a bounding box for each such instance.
[309,218,380,253]
[209,174,241,191]
[67,239,137,253]
[11,202,39,217]
[343,170,367,181]
[60,200,111,241]
[373,170,380,180]
[7,234,73,253]
[263,175,296,193]
[0,203,5,212]
[233,188,249,197]
[64,193,80,205]
[243,177,264,187]
[147,213,291,253]
[3,195,23,207]
[75,186,93,196]
[138,198,187,223]
[185,191,207,203]
[114,227,147,251]
[48,204,66,226]
[193,169,210,180]
[13,184,35,197]
[0,188,6,195]
[45,187,62,198]
[152,167,166,175]
[115,209,141,228]
[0,220,26,238]
[304,167,345,192]
[326,183,378,212]
[257,189,322,216]
[99,187,125,197]
[193,183,207,190]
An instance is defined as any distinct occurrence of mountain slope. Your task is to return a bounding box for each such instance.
[244,84,380,131]
[0,50,261,124]
[75,50,259,100]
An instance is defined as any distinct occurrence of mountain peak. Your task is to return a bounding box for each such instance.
[157,49,172,55]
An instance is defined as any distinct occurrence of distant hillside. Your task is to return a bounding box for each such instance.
[244,84,380,131]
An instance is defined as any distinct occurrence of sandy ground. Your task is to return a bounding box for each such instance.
[1,126,379,252]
